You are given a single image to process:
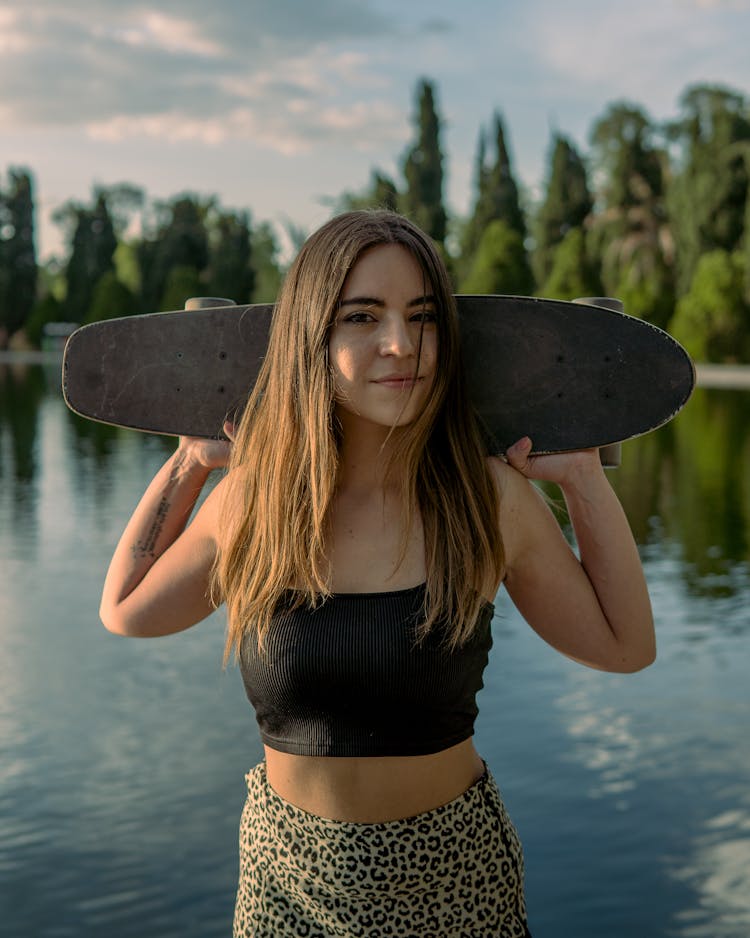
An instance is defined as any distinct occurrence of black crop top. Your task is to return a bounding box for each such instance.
[238,583,493,757]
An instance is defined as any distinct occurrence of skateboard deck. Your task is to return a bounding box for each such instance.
[62,296,694,457]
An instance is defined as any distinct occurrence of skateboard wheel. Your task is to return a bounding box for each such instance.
[184,297,237,310]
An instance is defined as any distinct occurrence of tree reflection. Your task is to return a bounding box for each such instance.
[0,361,46,483]
[0,361,46,546]
[66,401,121,465]
[613,388,750,597]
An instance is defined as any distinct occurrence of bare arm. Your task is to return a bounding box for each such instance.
[100,436,231,637]
[496,438,655,673]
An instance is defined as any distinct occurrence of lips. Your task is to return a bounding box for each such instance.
[373,374,423,388]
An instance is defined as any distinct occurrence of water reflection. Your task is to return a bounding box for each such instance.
[0,361,46,484]
[671,804,750,935]
[613,388,750,599]
[2,361,750,938]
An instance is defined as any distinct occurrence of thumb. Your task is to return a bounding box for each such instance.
[505,436,533,473]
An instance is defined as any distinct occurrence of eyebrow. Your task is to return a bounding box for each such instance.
[338,294,437,309]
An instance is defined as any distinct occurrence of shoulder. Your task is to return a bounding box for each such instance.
[190,472,231,541]
[485,454,538,510]
[485,455,554,569]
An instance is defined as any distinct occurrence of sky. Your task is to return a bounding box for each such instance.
[2,0,750,262]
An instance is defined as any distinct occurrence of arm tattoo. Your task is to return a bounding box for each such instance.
[131,494,172,561]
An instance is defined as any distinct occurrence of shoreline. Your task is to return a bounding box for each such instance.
[694,363,750,390]
[0,349,65,365]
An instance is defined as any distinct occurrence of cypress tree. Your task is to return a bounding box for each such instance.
[207,210,254,303]
[534,134,593,285]
[85,270,137,324]
[139,195,210,310]
[159,265,203,312]
[461,113,532,291]
[460,220,531,295]
[667,84,750,295]
[371,173,398,212]
[588,102,674,324]
[336,170,399,213]
[58,192,118,322]
[401,79,447,243]
[540,228,602,300]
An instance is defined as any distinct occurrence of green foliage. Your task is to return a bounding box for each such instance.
[533,135,592,285]
[251,222,283,303]
[24,294,65,348]
[667,84,750,294]
[0,168,37,340]
[57,191,118,321]
[85,270,137,324]
[337,171,399,213]
[540,228,602,300]
[459,220,533,295]
[207,210,254,303]
[401,79,447,243]
[607,248,675,323]
[36,259,66,303]
[97,183,145,236]
[139,195,210,310]
[669,250,750,362]
[113,241,142,297]
[462,114,528,275]
[588,102,674,326]
[159,265,203,312]
[590,103,664,210]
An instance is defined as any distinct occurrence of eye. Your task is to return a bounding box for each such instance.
[410,310,437,324]
[343,311,376,324]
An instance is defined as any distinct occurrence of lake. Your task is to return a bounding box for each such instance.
[1,358,749,937]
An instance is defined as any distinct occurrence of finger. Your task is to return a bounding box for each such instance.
[505,436,532,471]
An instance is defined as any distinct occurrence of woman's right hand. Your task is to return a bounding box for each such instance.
[176,420,236,471]
[100,419,236,637]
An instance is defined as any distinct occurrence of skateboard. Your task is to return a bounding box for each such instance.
[62,296,695,460]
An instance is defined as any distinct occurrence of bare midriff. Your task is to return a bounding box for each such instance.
[264,738,485,823]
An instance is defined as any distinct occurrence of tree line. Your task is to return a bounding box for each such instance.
[1,78,749,362]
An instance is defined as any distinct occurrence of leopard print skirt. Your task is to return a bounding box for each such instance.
[233,761,531,937]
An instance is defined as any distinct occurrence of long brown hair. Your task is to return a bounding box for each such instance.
[213,210,503,660]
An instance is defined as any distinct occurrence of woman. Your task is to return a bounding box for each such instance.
[100,210,655,937]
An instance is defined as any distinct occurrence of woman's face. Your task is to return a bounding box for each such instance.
[328,243,438,431]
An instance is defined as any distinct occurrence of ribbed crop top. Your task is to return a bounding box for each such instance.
[238,583,494,757]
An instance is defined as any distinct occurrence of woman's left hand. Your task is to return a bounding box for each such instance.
[505,436,601,488]
[175,420,236,472]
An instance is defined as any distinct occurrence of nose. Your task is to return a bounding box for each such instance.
[379,315,416,357]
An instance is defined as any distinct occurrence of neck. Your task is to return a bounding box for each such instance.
[335,414,406,496]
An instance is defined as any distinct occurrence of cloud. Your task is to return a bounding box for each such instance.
[690,0,750,8]
[526,0,746,117]
[671,806,750,933]
[0,1,397,150]
[98,11,225,57]
[85,97,407,155]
